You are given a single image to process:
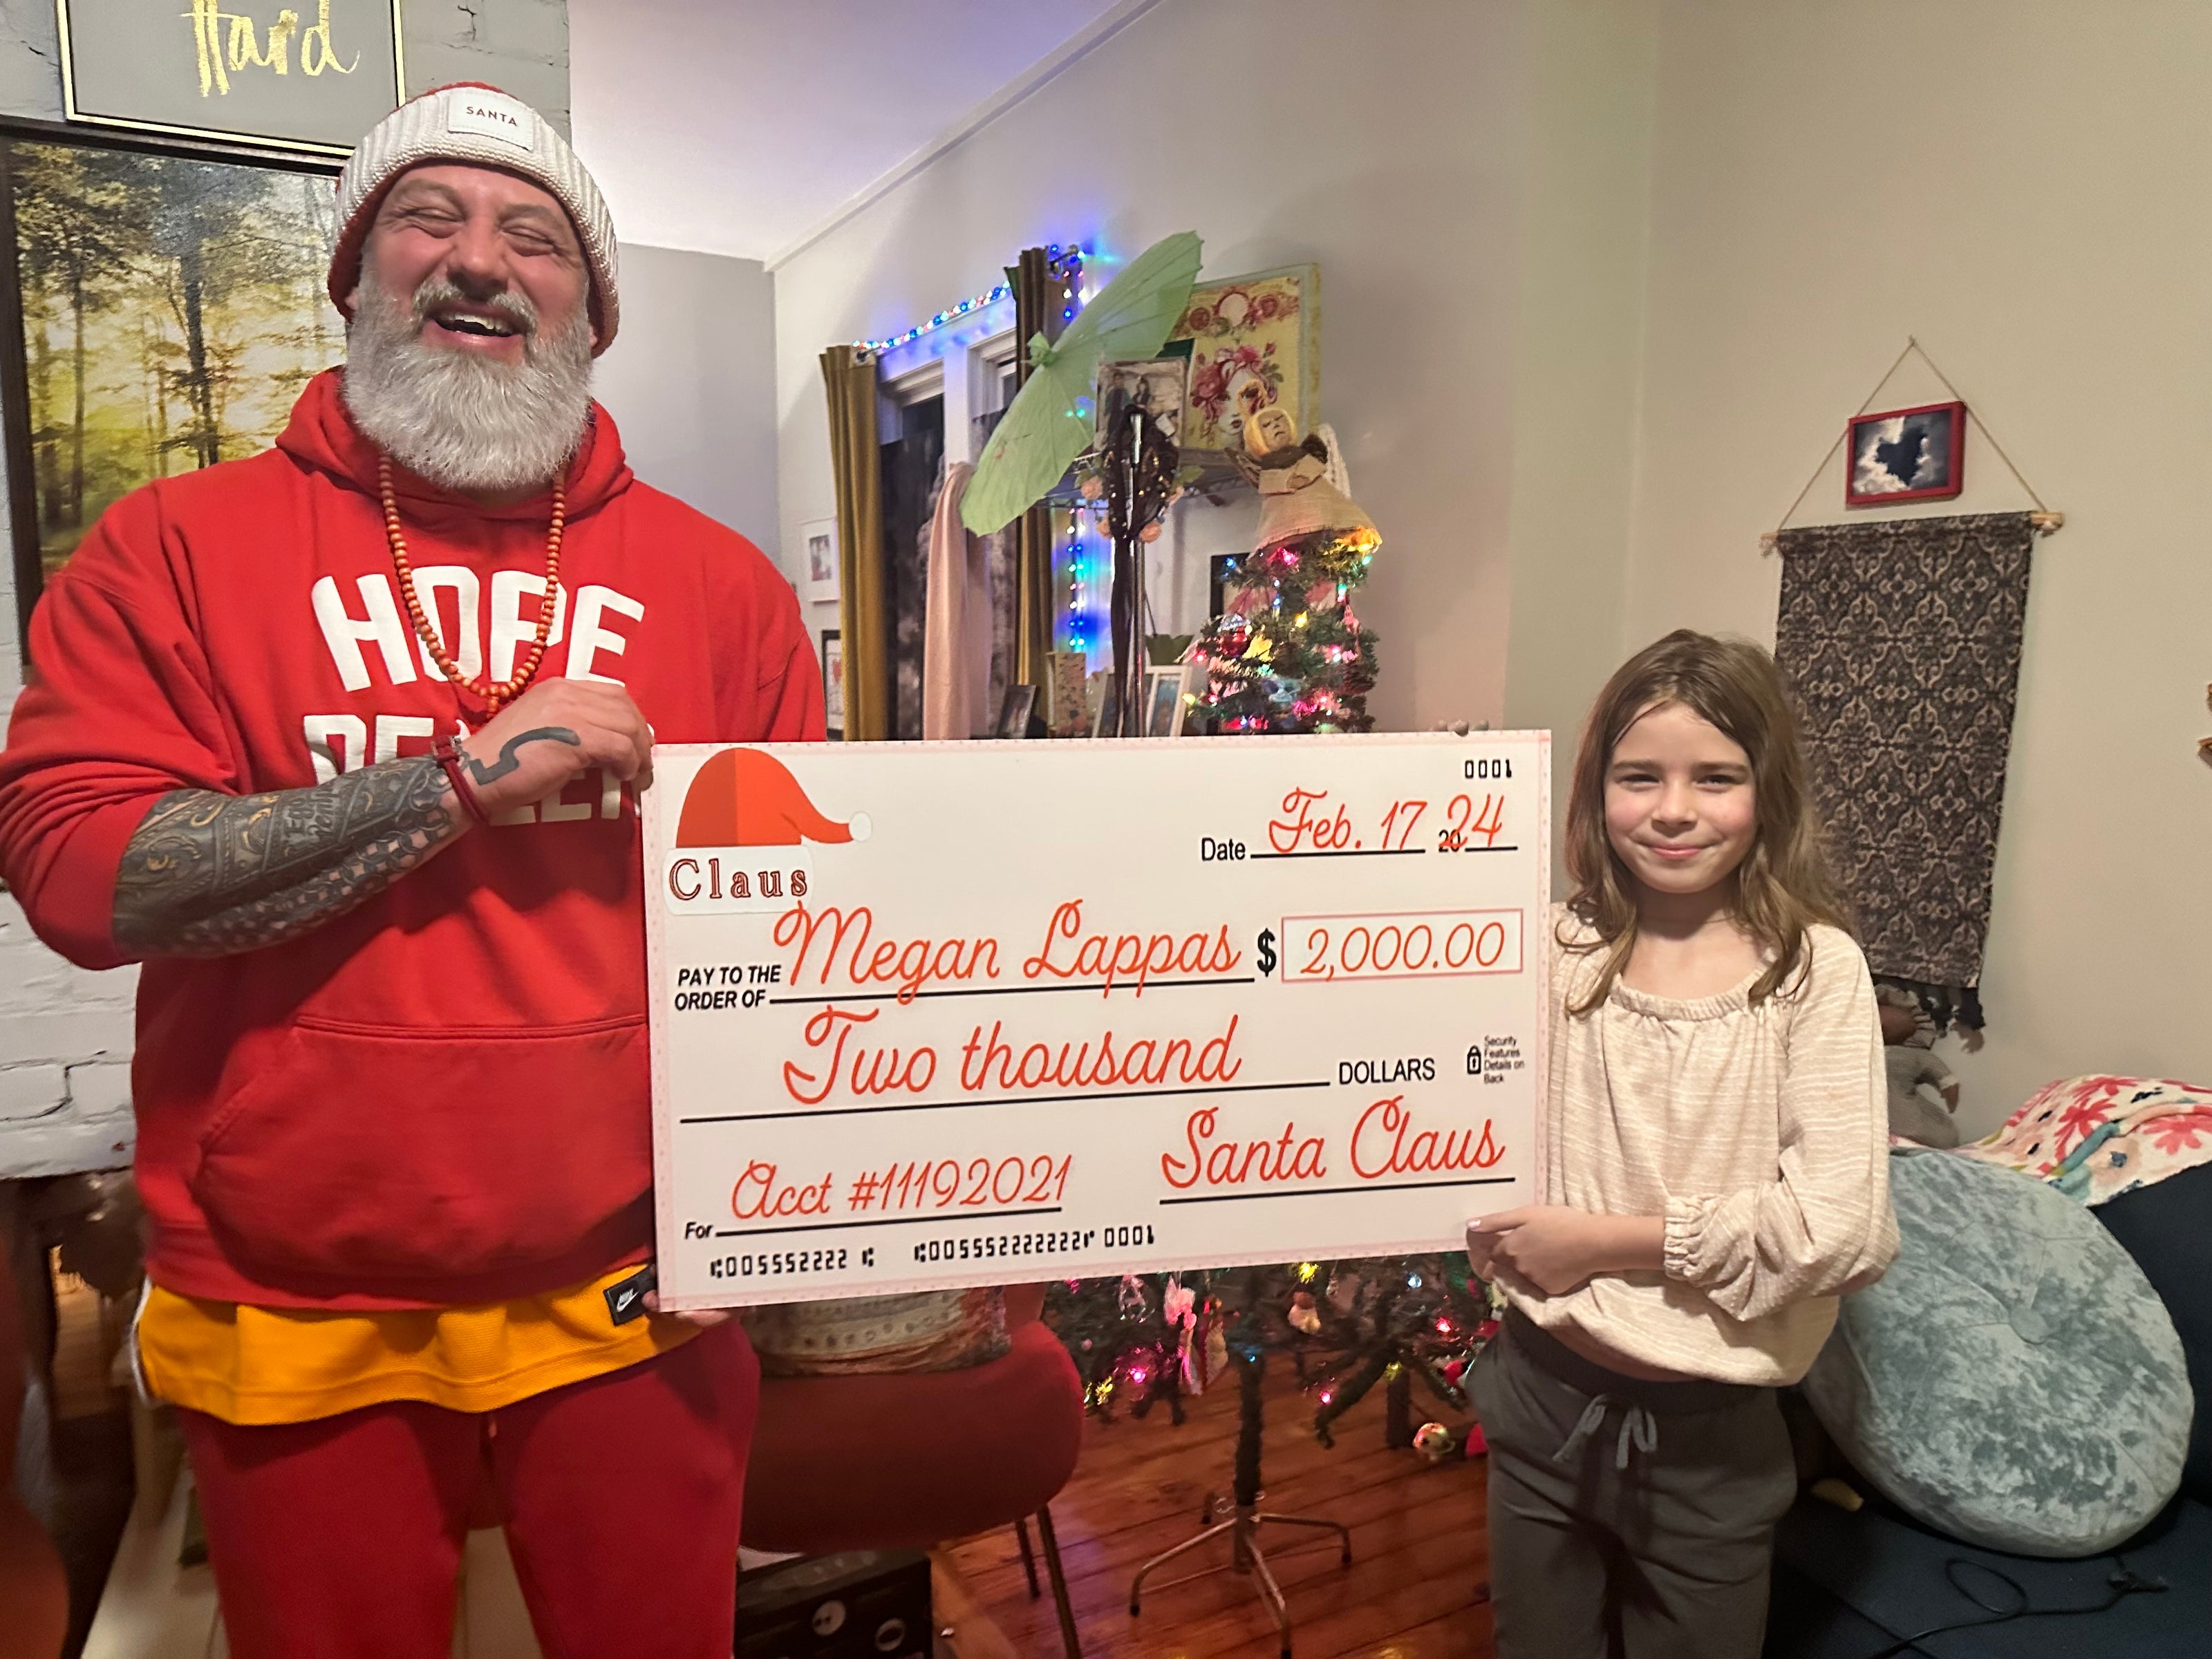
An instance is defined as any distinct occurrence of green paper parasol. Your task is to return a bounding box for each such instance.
[962,231,1203,535]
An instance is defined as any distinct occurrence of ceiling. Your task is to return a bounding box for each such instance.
[568,0,1132,264]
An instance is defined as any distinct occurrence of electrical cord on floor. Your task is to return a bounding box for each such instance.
[1856,1553,2168,1658]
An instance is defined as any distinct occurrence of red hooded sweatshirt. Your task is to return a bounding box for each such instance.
[0,370,822,1310]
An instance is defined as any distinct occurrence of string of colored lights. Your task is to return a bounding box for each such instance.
[852,243,1086,357]
[1064,507,1100,653]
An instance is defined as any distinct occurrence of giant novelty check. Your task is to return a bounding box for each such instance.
[643,732,1548,1309]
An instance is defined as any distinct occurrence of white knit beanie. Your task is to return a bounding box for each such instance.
[328,84,619,353]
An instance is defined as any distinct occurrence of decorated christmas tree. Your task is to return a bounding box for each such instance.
[1044,1256,1500,1454]
[1193,420,1380,733]
[1044,1271,1217,1425]
[1264,1255,1501,1453]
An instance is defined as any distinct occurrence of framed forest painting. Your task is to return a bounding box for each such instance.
[0,123,345,652]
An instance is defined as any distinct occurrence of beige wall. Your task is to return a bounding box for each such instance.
[1624,0,2212,1131]
[769,0,2210,1133]
[1500,0,1658,878]
[592,245,780,554]
[771,0,1529,735]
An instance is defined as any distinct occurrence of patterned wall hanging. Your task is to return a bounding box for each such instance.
[1773,512,2036,1027]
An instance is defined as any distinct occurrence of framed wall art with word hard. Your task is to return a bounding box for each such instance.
[58,0,405,156]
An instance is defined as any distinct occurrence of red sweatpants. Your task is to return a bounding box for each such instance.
[177,1322,760,1659]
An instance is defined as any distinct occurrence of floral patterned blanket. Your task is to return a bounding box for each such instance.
[1952,1074,2212,1205]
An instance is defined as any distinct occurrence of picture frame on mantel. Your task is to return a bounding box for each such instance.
[57,0,406,157]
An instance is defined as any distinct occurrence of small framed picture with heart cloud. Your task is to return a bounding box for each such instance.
[1847,400,1965,507]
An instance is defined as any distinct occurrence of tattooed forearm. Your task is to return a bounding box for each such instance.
[113,756,462,958]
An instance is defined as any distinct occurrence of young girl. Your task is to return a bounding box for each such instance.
[1465,629,1896,1659]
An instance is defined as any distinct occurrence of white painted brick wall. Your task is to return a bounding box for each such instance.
[0,1,569,1179]
[0,896,138,1177]
[0,552,140,1169]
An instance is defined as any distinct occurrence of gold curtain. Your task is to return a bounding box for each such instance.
[1011,248,1056,688]
[821,345,888,742]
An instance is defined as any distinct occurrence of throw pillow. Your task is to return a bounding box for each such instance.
[1801,1148,2189,1556]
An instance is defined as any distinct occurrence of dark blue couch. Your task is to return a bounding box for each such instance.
[1765,1158,2210,1658]
[1767,1490,2210,1657]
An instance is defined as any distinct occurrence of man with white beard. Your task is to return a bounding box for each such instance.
[0,86,816,1656]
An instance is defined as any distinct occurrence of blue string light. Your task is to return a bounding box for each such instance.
[852,284,1011,356]
[853,245,1085,357]
[1064,507,1097,653]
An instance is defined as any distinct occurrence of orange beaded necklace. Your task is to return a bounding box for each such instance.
[378,452,565,715]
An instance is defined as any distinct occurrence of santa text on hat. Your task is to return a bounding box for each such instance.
[0,85,821,1651]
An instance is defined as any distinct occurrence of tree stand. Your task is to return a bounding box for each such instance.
[1127,1344,1351,1659]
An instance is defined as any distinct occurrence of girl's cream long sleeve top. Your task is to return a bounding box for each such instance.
[1498,906,1900,1385]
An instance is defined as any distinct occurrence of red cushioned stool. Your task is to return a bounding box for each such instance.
[1,1231,66,1659]
[740,1284,1085,1657]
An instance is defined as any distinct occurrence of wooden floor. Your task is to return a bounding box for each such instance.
[46,1266,138,1659]
[933,1366,1494,1659]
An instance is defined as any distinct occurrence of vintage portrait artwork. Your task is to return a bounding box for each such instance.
[1168,263,1319,454]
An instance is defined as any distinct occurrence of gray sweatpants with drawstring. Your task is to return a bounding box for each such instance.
[1470,1309,1798,1659]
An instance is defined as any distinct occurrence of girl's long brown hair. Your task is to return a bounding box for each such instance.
[1562,629,1850,1014]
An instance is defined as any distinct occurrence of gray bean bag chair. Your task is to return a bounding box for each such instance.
[1802,1147,2191,1556]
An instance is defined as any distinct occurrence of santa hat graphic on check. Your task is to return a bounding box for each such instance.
[675,749,871,848]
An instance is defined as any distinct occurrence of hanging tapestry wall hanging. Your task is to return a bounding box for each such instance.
[1774,511,2036,1023]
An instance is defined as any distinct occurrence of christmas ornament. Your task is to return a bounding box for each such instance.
[1288,1291,1322,1336]
[1163,1278,1197,1329]
[1181,1301,1218,1394]
[1117,1348,1161,1394]
[1413,1422,1455,1465]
